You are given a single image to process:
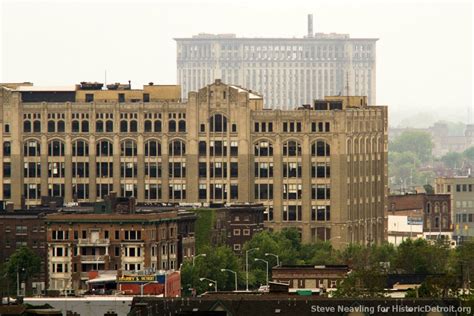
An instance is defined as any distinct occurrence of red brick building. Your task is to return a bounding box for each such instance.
[388,193,452,240]
[45,209,184,294]
[212,204,265,253]
[0,208,54,295]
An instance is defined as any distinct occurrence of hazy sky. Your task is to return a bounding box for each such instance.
[1,0,472,126]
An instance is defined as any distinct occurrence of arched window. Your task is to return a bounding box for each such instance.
[154,120,162,132]
[57,120,65,132]
[144,120,152,132]
[168,120,177,132]
[283,141,301,156]
[72,120,80,133]
[48,140,65,157]
[23,121,31,133]
[24,140,40,157]
[48,120,55,133]
[145,140,161,156]
[169,140,185,156]
[4,124,9,133]
[106,120,114,132]
[442,202,448,214]
[254,140,273,156]
[312,141,330,157]
[73,140,89,156]
[96,120,104,133]
[120,120,128,133]
[96,140,113,156]
[3,141,11,157]
[199,141,207,156]
[210,114,227,132]
[33,120,41,132]
[129,120,138,132]
[82,120,89,133]
[178,120,186,132]
[121,140,137,157]
[426,203,431,214]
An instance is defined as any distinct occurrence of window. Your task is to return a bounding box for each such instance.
[96,120,104,132]
[178,120,186,132]
[3,141,11,156]
[48,120,55,132]
[145,140,162,156]
[72,120,80,133]
[254,141,273,156]
[311,205,331,221]
[169,140,185,156]
[120,120,128,132]
[3,162,11,177]
[243,229,250,236]
[82,120,89,132]
[106,120,114,132]
[283,141,301,156]
[118,93,125,103]
[154,120,162,132]
[168,120,177,132]
[57,120,65,132]
[312,141,330,156]
[233,229,241,236]
[73,140,89,156]
[130,120,138,132]
[121,140,137,156]
[48,140,65,156]
[97,140,113,156]
[143,93,150,102]
[33,121,41,132]
[283,205,302,221]
[23,120,31,133]
[85,93,94,102]
[210,114,227,132]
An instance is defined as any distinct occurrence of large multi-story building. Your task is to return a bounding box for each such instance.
[435,176,474,243]
[175,14,377,109]
[45,209,181,293]
[0,79,387,247]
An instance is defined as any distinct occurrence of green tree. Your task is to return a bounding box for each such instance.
[181,245,242,295]
[441,151,464,169]
[394,239,450,274]
[4,246,41,296]
[463,146,474,162]
[298,241,339,265]
[390,130,433,162]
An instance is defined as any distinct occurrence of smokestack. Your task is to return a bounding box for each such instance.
[307,14,313,38]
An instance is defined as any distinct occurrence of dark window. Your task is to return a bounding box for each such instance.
[210,114,227,132]
[168,120,176,132]
[3,162,11,177]
[143,93,150,102]
[48,120,55,132]
[33,120,41,132]
[199,141,207,156]
[72,120,80,133]
[178,120,186,132]
[144,120,152,132]
[200,124,205,132]
[85,94,94,102]
[154,120,162,132]
[129,120,138,132]
[232,124,237,132]
[120,120,128,132]
[106,120,114,132]
[96,120,104,132]
[3,141,11,156]
[81,120,89,132]
[57,120,65,132]
[199,162,207,177]
[118,93,125,102]
[23,121,31,133]
[4,124,10,133]
[230,162,238,178]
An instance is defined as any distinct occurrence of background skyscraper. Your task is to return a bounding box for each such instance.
[175,14,377,109]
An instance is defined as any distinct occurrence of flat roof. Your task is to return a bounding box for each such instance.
[16,85,77,92]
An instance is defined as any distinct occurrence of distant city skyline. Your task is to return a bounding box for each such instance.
[1,0,472,124]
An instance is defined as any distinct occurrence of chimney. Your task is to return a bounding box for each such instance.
[307,14,314,38]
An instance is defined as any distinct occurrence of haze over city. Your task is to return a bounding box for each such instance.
[1,0,472,126]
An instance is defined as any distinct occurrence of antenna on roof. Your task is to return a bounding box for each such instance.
[345,71,350,105]
[104,70,107,86]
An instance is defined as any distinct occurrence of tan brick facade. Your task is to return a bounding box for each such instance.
[1,80,388,247]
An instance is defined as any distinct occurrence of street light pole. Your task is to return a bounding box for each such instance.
[246,248,259,291]
[193,253,207,266]
[199,278,217,292]
[254,258,269,286]
[264,253,280,267]
[221,269,238,291]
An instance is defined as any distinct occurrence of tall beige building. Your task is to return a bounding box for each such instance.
[0,80,387,246]
[175,15,377,109]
